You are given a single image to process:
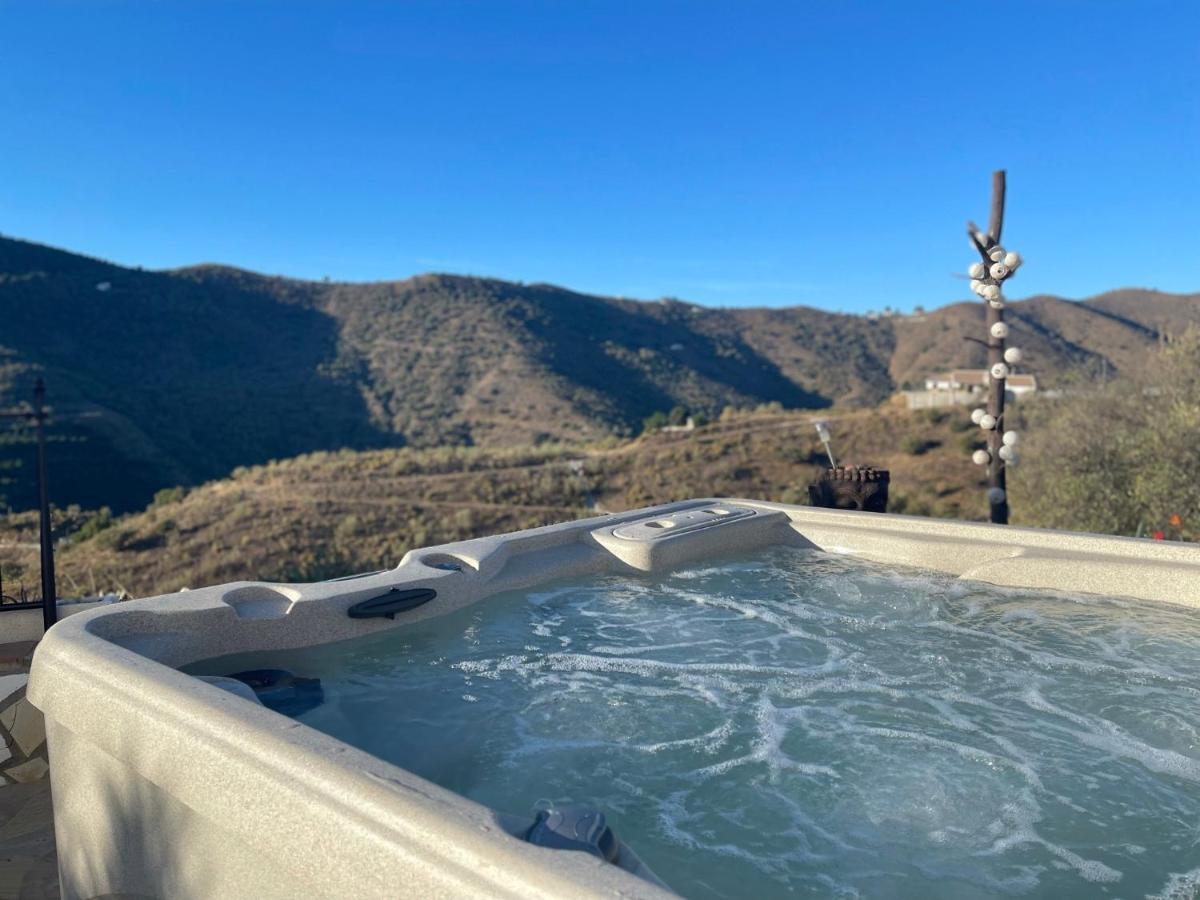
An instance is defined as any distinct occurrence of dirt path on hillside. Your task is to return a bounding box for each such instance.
[263,412,862,491]
[261,490,588,516]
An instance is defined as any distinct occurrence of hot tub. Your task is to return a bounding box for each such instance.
[27,500,1200,899]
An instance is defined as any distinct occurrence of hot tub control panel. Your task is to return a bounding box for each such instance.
[610,504,756,541]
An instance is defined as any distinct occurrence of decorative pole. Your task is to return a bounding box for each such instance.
[964,170,1024,525]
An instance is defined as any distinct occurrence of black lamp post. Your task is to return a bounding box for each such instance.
[0,378,57,628]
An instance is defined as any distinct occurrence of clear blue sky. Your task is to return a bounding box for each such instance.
[2,1,1197,312]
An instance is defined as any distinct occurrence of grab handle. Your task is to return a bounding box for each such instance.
[347,587,437,620]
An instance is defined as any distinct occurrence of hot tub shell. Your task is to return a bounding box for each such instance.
[28,500,1200,899]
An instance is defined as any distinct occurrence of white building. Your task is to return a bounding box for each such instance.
[904,369,1038,409]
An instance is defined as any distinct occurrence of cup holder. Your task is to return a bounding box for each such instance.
[222,586,301,620]
[419,553,474,573]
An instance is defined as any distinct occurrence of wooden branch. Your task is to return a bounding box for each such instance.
[988,170,1006,244]
[966,221,992,261]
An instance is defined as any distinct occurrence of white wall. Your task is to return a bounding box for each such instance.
[1,600,112,644]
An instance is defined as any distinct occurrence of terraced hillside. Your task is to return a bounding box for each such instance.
[1,406,988,599]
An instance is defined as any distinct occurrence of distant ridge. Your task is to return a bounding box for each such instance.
[1,234,1195,512]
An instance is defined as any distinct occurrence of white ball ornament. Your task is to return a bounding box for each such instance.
[1003,251,1021,270]
[968,262,986,279]
[987,487,1007,505]
[989,298,1005,310]
[1004,346,1023,364]
[998,444,1015,461]
[989,262,1010,280]
[990,362,1009,380]
[990,322,1009,339]
[970,279,985,295]
[1002,430,1019,446]
[979,413,997,430]
[970,407,986,424]
[982,284,1001,301]
[988,246,1006,263]
[972,449,990,465]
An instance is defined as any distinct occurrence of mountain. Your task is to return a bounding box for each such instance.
[1,235,1196,512]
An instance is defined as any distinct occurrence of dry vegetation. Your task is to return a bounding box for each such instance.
[1010,328,1200,540]
[3,235,1196,515]
[6,332,1197,603]
[3,236,1196,603]
[1,405,987,599]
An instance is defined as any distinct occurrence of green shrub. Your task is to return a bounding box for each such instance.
[152,486,188,507]
[949,413,976,433]
[93,526,133,551]
[778,486,808,505]
[900,436,940,455]
[1011,327,1200,539]
[642,411,669,432]
[75,507,114,542]
[923,408,950,426]
[958,432,985,454]
[890,491,932,517]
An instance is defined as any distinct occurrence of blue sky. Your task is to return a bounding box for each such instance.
[2,1,1197,312]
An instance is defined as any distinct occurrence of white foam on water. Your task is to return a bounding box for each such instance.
[1019,686,1200,783]
[1149,867,1200,900]
[977,791,1123,884]
[190,546,1200,899]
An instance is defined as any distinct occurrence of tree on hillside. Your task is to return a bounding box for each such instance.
[1011,328,1200,540]
[642,411,669,432]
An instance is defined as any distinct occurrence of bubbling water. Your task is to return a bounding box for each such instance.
[192,548,1200,898]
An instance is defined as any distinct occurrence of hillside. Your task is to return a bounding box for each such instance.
[2,234,1195,513]
[1,406,989,599]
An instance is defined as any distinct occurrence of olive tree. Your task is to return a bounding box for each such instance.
[1011,328,1200,540]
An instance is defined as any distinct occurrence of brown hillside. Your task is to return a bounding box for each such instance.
[11,406,986,599]
[2,235,1194,512]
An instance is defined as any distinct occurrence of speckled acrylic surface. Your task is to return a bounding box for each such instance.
[27,502,1200,899]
